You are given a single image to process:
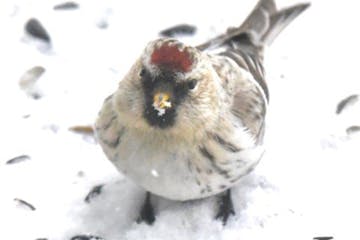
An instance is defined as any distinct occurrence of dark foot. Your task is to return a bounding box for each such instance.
[215,189,235,225]
[136,192,156,225]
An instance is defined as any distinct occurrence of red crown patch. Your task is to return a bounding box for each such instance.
[150,43,193,73]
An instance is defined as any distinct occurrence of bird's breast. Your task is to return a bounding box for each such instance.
[100,124,264,200]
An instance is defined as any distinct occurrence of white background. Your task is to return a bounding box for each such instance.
[1,0,360,239]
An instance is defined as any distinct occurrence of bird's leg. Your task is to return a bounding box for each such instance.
[215,189,235,225]
[136,192,156,225]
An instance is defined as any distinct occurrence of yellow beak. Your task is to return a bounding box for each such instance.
[153,92,172,109]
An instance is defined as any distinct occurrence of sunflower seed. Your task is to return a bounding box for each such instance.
[71,235,104,240]
[25,18,51,42]
[54,2,79,10]
[14,198,36,211]
[84,184,104,203]
[6,155,31,165]
[336,94,359,114]
[160,24,196,37]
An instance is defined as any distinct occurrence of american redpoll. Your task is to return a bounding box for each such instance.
[95,0,309,225]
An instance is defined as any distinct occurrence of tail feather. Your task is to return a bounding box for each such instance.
[261,3,310,45]
[197,0,310,51]
[237,0,277,45]
[198,0,309,104]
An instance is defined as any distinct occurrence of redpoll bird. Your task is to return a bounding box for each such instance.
[95,0,309,225]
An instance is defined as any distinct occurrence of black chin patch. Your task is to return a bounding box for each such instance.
[141,69,189,129]
[143,106,176,129]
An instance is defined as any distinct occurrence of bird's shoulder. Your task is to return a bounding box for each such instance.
[209,52,267,143]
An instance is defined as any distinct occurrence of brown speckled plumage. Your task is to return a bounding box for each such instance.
[95,0,309,225]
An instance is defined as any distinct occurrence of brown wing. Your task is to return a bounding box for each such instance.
[230,75,267,144]
[211,51,267,144]
[202,0,309,143]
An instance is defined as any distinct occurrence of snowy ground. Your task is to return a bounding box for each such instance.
[1,0,360,239]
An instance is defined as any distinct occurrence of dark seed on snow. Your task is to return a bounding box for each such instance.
[84,184,104,203]
[313,237,334,240]
[96,20,108,29]
[77,171,85,177]
[159,24,197,37]
[71,235,104,240]
[35,238,48,240]
[69,125,94,135]
[336,94,359,114]
[54,1,79,10]
[346,125,360,135]
[6,155,31,165]
[25,18,51,42]
[32,93,42,100]
[14,198,36,211]
[19,66,46,100]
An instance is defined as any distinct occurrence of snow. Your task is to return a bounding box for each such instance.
[151,169,159,178]
[1,0,360,240]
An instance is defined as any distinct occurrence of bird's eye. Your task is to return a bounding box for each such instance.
[187,79,197,90]
[139,68,146,77]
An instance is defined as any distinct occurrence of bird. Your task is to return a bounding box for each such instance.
[95,0,310,225]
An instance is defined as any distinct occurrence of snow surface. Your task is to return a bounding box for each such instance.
[1,0,360,239]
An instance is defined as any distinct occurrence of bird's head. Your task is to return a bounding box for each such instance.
[113,38,223,140]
